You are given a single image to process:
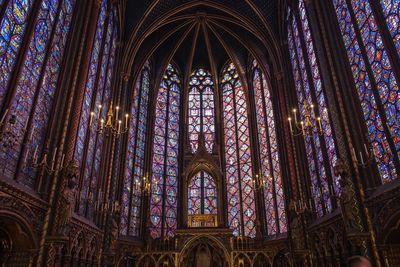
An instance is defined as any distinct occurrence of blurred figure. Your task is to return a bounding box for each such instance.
[347,256,372,267]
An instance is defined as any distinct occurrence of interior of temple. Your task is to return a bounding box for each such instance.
[0,0,399,266]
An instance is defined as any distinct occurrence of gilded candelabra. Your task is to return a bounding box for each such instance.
[89,102,129,137]
[252,173,268,190]
[133,174,154,196]
[288,103,324,137]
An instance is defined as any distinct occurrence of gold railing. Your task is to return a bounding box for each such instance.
[188,214,218,227]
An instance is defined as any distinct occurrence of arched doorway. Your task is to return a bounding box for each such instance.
[180,237,229,267]
[137,255,156,267]
[273,251,290,267]
[0,213,37,266]
[382,217,400,266]
[253,253,271,267]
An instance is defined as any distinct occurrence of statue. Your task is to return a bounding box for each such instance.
[339,177,360,231]
[289,200,304,250]
[290,216,303,249]
[56,160,79,236]
[334,159,360,232]
[106,211,119,250]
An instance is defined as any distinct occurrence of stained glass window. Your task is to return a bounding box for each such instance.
[0,0,35,105]
[287,1,339,217]
[74,0,107,168]
[380,0,400,57]
[332,0,400,182]
[0,0,75,187]
[120,61,151,236]
[188,171,217,215]
[222,62,256,238]
[252,60,287,235]
[188,69,215,153]
[150,63,181,238]
[74,1,119,220]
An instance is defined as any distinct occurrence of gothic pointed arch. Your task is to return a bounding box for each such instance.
[149,62,182,239]
[221,61,256,238]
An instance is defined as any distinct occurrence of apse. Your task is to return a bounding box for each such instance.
[0,0,399,266]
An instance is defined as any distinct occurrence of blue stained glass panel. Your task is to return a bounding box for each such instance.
[0,0,35,106]
[0,0,61,185]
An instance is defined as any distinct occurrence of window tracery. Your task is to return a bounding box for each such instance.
[150,63,181,238]
[252,60,287,234]
[188,171,217,216]
[0,0,75,187]
[188,68,215,153]
[222,62,256,238]
[120,61,151,236]
[332,0,400,182]
[287,0,340,217]
[73,0,118,219]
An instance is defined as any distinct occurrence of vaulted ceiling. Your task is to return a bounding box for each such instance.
[122,0,286,83]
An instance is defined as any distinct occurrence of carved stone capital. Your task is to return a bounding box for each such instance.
[274,71,283,81]
[334,158,348,177]
[94,0,102,8]
[121,72,130,82]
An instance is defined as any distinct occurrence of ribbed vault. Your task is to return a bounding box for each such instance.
[122,1,285,85]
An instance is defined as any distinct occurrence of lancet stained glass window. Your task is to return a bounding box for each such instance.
[0,0,75,187]
[73,1,119,220]
[0,0,35,105]
[150,63,181,238]
[332,0,400,182]
[287,1,339,217]
[380,0,400,56]
[252,60,287,235]
[222,62,256,238]
[188,68,215,153]
[120,61,151,236]
[188,171,217,215]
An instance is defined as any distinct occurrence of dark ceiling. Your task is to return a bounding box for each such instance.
[123,0,283,82]
[125,0,280,38]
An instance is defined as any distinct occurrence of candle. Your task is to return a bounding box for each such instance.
[51,147,57,170]
[33,145,38,164]
[60,153,65,168]
[115,106,119,122]
[98,104,102,117]
[118,120,122,133]
[288,117,293,133]
[293,109,297,124]
[125,114,129,129]
[30,126,35,140]
[301,121,305,136]
[24,119,29,131]
[0,109,8,124]
[41,154,48,165]
[100,119,104,130]
[351,147,356,160]
[24,149,29,164]
[89,111,94,127]
[359,151,365,165]
[363,143,369,155]
[317,117,322,132]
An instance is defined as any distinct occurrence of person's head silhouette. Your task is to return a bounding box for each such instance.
[347,256,372,267]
